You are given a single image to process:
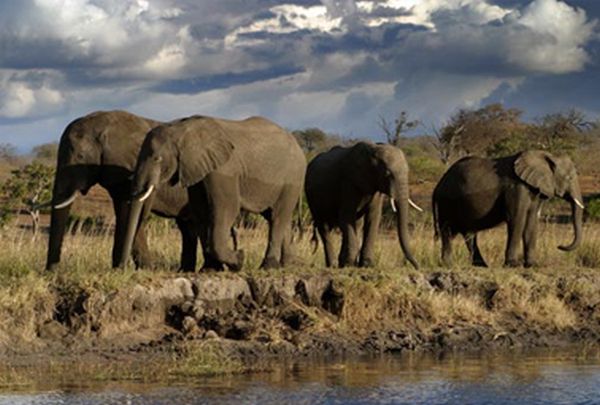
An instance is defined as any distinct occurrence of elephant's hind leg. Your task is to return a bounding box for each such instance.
[464,233,487,267]
[261,187,297,269]
[176,218,198,272]
[440,228,454,267]
[317,223,336,267]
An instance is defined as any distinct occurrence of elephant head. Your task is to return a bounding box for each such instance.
[347,142,420,269]
[514,150,584,252]
[119,117,234,268]
[46,111,158,270]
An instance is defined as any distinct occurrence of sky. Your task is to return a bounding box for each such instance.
[0,0,599,151]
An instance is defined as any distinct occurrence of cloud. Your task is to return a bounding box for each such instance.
[0,0,599,150]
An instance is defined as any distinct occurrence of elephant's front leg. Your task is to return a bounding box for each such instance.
[201,175,244,271]
[338,188,361,267]
[359,194,382,267]
[504,188,529,267]
[523,203,540,268]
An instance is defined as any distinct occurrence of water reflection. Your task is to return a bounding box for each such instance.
[2,347,600,404]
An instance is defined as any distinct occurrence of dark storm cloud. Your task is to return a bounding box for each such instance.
[152,64,305,93]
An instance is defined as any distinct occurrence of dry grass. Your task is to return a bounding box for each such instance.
[0,216,599,356]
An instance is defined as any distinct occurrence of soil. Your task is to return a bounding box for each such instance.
[2,268,600,369]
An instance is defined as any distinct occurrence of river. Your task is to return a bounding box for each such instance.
[2,348,600,404]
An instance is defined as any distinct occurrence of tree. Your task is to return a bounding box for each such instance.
[0,162,55,236]
[438,103,527,161]
[532,110,592,154]
[32,142,59,164]
[0,143,18,164]
[378,111,420,147]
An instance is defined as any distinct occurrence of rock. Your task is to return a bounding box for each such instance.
[247,276,299,307]
[321,280,344,316]
[295,276,333,307]
[205,330,219,340]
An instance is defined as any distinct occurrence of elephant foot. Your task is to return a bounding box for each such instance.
[200,256,224,272]
[524,260,539,268]
[359,257,375,268]
[504,259,522,268]
[282,253,303,267]
[261,256,281,270]
[472,260,488,268]
[227,250,245,272]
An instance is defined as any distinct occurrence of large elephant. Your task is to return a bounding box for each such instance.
[305,142,421,269]
[432,150,584,267]
[47,110,203,271]
[119,115,306,271]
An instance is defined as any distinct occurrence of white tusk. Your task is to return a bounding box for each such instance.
[138,185,155,202]
[408,198,424,212]
[53,192,78,209]
[390,198,397,213]
[574,198,585,210]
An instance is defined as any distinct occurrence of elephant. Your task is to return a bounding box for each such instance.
[305,142,421,269]
[432,150,584,268]
[119,114,307,271]
[47,110,209,272]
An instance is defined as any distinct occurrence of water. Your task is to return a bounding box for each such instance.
[2,348,600,404]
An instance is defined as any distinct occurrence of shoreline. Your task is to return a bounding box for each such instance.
[2,266,600,373]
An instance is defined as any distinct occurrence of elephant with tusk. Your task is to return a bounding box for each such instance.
[46,110,218,272]
[305,142,421,269]
[119,115,307,271]
[432,150,584,268]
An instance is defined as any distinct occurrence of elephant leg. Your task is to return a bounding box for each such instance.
[523,205,540,268]
[175,218,198,272]
[317,223,336,267]
[200,176,243,271]
[339,220,360,268]
[262,186,297,269]
[441,228,454,267]
[505,201,528,268]
[359,194,382,267]
[464,233,487,267]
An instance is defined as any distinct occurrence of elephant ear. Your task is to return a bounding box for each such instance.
[174,119,235,187]
[514,150,556,198]
[347,142,377,191]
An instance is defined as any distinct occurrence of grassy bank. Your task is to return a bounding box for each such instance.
[1,218,600,374]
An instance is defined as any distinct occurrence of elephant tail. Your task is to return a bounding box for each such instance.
[432,197,440,241]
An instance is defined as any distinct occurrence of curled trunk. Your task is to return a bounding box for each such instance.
[558,199,583,252]
[393,182,419,269]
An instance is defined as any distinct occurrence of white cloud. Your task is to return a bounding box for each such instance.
[0,72,65,118]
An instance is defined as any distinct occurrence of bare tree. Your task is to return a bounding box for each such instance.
[378,111,420,147]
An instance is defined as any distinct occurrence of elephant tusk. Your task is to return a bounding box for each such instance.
[574,198,585,210]
[137,185,155,202]
[409,198,424,212]
[390,198,397,213]
[53,192,78,209]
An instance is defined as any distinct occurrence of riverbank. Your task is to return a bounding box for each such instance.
[3,223,600,375]
[3,264,600,373]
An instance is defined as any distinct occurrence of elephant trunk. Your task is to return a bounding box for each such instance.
[393,181,419,269]
[558,189,584,252]
[118,198,145,269]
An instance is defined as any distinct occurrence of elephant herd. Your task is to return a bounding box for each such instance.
[45,110,585,273]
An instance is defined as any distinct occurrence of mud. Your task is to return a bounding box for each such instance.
[2,268,600,367]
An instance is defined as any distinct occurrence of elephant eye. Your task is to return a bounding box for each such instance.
[153,155,163,163]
